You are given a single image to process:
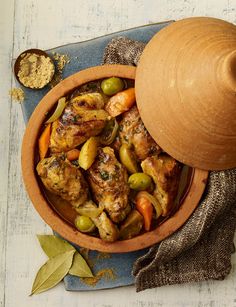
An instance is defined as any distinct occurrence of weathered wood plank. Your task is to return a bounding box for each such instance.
[0,0,15,306]
[1,0,236,306]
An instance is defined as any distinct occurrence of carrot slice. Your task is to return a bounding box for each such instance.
[66,149,80,161]
[135,192,153,231]
[105,88,136,117]
[38,124,51,160]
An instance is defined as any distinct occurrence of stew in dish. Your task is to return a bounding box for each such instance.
[36,77,183,242]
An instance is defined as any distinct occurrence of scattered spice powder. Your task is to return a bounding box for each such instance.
[96,252,111,260]
[81,268,116,287]
[52,52,70,72]
[78,249,116,287]
[50,52,71,88]
[17,53,55,89]
[9,88,25,102]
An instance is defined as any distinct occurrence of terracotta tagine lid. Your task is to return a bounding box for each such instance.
[136,17,236,170]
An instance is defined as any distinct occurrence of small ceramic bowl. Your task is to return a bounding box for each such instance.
[21,64,208,253]
[14,48,55,89]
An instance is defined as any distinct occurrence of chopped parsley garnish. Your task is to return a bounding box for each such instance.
[100,171,110,181]
[73,114,82,123]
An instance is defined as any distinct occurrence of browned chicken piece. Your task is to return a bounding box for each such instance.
[36,154,89,207]
[87,146,130,223]
[93,212,119,242]
[141,154,182,216]
[49,93,109,153]
[118,106,161,160]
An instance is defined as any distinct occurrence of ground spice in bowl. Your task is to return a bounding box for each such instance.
[15,50,55,89]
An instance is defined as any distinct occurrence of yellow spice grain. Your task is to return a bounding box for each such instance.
[49,52,71,88]
[52,52,70,72]
[9,88,25,102]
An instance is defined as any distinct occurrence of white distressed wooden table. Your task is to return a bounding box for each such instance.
[1,1,236,306]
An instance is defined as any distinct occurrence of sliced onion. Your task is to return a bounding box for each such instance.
[100,119,119,145]
[46,97,67,123]
[136,191,163,218]
[75,201,103,218]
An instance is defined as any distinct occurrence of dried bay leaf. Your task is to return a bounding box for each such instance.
[35,234,93,292]
[37,235,75,258]
[31,250,75,295]
[69,252,94,278]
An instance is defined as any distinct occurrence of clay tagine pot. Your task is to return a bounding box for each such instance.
[136,17,236,171]
[21,64,208,253]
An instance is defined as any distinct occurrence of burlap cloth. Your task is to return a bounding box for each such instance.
[102,37,236,292]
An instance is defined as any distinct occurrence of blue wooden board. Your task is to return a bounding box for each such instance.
[64,245,148,291]
[20,21,172,291]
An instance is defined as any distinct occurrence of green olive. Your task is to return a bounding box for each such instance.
[75,215,96,233]
[119,144,139,174]
[128,173,152,191]
[101,77,124,96]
